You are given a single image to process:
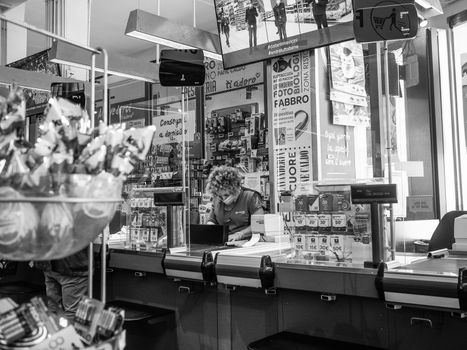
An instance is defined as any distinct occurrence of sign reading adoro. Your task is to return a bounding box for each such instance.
[204,59,263,95]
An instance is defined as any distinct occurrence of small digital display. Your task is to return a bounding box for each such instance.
[350,184,398,204]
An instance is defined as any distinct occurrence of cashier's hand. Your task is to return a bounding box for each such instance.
[228,232,242,242]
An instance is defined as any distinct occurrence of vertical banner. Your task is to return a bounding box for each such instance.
[271,51,313,193]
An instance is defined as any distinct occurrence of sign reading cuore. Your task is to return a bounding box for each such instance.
[271,50,314,194]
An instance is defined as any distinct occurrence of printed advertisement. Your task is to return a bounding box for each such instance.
[151,110,196,145]
[204,58,264,95]
[275,148,312,193]
[213,0,354,69]
[329,41,370,127]
[271,51,313,193]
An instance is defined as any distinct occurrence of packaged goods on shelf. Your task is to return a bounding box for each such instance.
[0,296,125,350]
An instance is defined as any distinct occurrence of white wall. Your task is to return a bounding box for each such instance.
[5,4,27,64]
[430,1,467,28]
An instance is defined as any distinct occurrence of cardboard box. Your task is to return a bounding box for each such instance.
[452,242,467,251]
[454,214,467,238]
[251,214,283,236]
[306,234,319,251]
[332,214,347,231]
[318,235,329,252]
[294,234,306,251]
[318,214,332,232]
[295,196,308,213]
[307,194,320,212]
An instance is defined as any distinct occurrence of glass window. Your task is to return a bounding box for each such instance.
[272,34,439,267]
[452,22,467,210]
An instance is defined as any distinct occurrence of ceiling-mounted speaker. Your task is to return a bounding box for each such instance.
[159,49,205,87]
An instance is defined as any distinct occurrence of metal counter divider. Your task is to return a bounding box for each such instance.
[214,254,274,289]
[160,242,291,287]
[213,242,291,290]
[162,249,216,283]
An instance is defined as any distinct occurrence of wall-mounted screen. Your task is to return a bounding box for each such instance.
[213,0,355,69]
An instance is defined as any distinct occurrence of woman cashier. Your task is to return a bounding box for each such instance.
[206,166,264,242]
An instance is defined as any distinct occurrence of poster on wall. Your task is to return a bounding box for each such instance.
[317,46,356,180]
[329,41,370,127]
[271,50,313,193]
[152,110,196,145]
[213,0,354,69]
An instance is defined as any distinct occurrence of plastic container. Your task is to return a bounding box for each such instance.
[0,173,122,261]
[0,328,125,350]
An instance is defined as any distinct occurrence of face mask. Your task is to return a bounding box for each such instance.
[222,194,235,205]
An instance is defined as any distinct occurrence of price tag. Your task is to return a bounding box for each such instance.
[228,132,234,137]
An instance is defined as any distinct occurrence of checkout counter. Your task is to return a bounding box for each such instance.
[105,184,467,350]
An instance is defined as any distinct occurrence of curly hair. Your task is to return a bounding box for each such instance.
[206,166,242,197]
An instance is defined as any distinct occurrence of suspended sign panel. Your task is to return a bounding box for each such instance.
[353,0,418,43]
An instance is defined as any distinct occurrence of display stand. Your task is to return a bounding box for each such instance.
[350,183,398,268]
[0,14,123,350]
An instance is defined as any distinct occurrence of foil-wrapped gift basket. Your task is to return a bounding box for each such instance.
[0,87,155,261]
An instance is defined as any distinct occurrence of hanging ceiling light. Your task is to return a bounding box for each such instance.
[414,0,443,17]
[418,16,428,28]
[125,9,222,61]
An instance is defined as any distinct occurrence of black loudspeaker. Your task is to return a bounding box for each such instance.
[159,49,205,87]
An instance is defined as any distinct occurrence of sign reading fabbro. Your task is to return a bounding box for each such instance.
[353,0,418,43]
[204,59,263,95]
[271,51,313,194]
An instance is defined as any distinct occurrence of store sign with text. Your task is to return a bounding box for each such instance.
[204,59,263,95]
[271,51,313,193]
[151,111,195,145]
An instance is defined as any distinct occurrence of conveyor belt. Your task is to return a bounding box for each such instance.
[379,255,467,311]
[396,257,467,276]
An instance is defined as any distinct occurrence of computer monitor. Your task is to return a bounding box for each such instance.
[189,224,229,246]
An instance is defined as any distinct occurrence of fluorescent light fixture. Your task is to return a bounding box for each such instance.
[125,9,222,61]
[49,40,158,83]
[0,65,90,91]
[414,0,443,14]
[415,0,432,9]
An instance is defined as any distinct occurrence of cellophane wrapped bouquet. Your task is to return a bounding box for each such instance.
[0,86,155,260]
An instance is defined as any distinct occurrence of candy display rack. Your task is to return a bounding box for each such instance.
[0,14,142,350]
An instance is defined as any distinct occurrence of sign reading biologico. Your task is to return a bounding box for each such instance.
[204,59,263,95]
[271,51,313,194]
